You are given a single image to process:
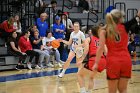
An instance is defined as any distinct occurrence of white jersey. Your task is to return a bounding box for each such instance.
[70,30,85,52]
[42,37,55,50]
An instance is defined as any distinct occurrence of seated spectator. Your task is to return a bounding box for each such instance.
[42,31,63,67]
[35,13,48,37]
[7,31,27,70]
[52,15,66,60]
[13,14,22,34]
[30,30,50,68]
[62,12,74,41]
[0,17,15,41]
[18,30,41,70]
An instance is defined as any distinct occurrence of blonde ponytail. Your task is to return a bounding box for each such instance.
[105,9,123,40]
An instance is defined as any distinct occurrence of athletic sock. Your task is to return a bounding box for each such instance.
[80,87,86,93]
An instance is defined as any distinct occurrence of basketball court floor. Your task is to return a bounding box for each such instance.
[0,58,140,93]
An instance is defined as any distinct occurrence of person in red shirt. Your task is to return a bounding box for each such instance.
[77,26,107,93]
[93,9,140,93]
[0,17,15,41]
[18,30,41,70]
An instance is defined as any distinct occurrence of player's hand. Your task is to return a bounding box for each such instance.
[92,62,98,71]
[57,38,63,42]
[22,52,26,55]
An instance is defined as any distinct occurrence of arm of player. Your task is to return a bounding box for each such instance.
[62,38,73,45]
[93,30,106,71]
[103,45,108,56]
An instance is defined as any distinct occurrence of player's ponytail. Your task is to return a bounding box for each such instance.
[106,9,123,40]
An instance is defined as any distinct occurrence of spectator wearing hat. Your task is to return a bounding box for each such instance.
[52,15,66,60]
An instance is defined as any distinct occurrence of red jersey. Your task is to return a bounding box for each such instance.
[106,24,131,62]
[85,36,106,72]
[0,20,14,32]
[105,24,132,79]
[89,36,99,57]
[18,36,32,53]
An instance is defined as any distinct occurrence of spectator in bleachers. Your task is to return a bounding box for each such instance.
[128,34,136,55]
[0,17,15,41]
[62,12,74,41]
[13,15,22,34]
[13,15,22,39]
[30,30,50,68]
[45,0,58,16]
[78,0,89,13]
[35,13,48,37]
[35,0,48,17]
[42,31,63,67]
[52,15,66,60]
[7,31,27,70]
[18,30,41,70]
[45,0,62,26]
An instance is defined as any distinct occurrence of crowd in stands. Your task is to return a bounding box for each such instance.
[0,0,75,70]
[0,0,140,70]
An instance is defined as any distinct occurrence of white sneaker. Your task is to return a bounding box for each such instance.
[47,63,54,67]
[80,91,87,93]
[59,60,65,64]
[40,64,43,68]
[58,63,62,68]
[35,65,41,69]
[86,90,92,93]
[27,63,32,70]
[58,72,64,78]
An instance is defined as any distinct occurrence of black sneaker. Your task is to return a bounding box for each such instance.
[15,65,21,70]
[20,65,25,69]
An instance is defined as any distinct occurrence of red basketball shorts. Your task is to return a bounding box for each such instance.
[106,57,132,80]
[84,56,106,72]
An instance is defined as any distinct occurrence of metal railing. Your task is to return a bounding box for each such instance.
[127,8,138,21]
[86,11,98,33]
[115,2,126,12]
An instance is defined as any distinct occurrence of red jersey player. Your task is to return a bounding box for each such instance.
[93,9,140,93]
[77,26,107,93]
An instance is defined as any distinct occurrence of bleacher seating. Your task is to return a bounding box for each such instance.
[0,0,140,70]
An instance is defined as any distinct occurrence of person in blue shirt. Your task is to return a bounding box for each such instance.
[36,13,48,37]
[53,15,66,60]
[53,15,66,39]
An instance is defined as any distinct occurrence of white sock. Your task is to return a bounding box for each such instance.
[80,87,86,92]
[61,69,66,74]
[87,89,92,93]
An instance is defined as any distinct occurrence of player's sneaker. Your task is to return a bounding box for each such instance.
[58,72,64,78]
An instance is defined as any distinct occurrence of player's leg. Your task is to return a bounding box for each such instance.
[77,67,87,93]
[118,78,129,93]
[58,51,75,78]
[87,70,97,93]
[108,80,118,93]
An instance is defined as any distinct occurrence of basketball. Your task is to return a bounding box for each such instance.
[51,40,60,48]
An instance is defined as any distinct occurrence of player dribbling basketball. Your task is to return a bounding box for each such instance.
[58,22,85,78]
